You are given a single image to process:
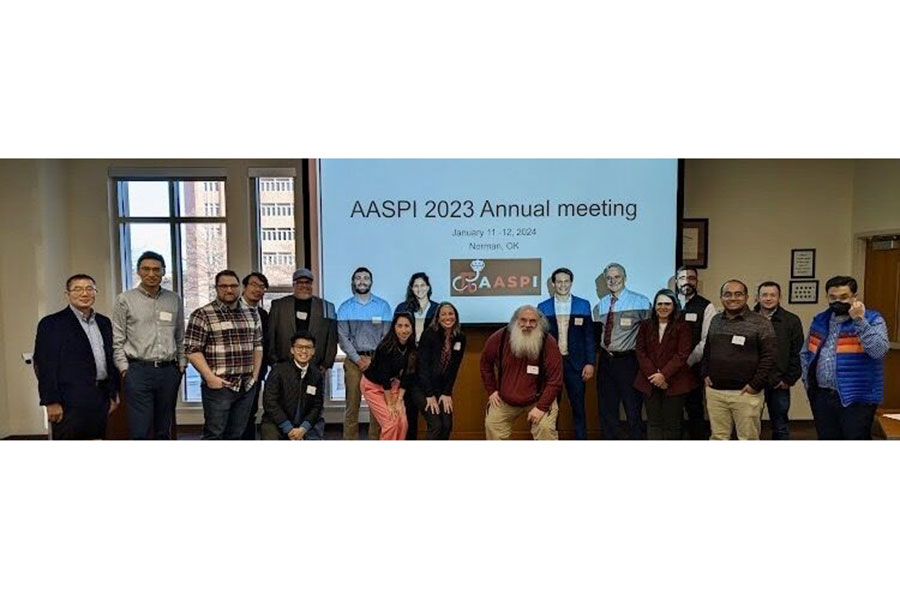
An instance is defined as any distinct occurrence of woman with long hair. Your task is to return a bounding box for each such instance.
[395,272,439,342]
[394,272,439,439]
[360,313,417,440]
[634,289,698,440]
[416,302,466,439]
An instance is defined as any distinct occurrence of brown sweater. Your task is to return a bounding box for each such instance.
[480,328,563,412]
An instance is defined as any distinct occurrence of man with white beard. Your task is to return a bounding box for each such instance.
[479,305,563,440]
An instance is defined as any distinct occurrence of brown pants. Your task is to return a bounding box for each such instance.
[706,387,764,440]
[343,359,380,440]
[484,400,559,440]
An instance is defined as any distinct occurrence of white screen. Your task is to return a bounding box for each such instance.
[318,159,678,323]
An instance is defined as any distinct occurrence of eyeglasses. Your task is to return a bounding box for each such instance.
[216,284,240,290]
[68,286,97,295]
[293,344,315,352]
[247,282,268,290]
[722,292,746,298]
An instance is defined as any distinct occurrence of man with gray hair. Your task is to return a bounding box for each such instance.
[593,262,652,439]
[479,305,563,440]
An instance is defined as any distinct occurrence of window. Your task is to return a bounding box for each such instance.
[254,176,298,289]
[116,179,228,405]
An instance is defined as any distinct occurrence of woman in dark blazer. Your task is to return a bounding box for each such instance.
[416,302,466,440]
[634,289,698,440]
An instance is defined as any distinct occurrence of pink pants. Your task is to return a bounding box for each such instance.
[361,376,408,440]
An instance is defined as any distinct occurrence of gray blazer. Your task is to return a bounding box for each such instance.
[268,295,338,370]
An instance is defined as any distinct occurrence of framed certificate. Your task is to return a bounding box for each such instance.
[681,218,708,269]
[791,248,816,279]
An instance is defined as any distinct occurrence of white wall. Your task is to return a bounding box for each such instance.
[684,159,856,420]
[853,159,900,235]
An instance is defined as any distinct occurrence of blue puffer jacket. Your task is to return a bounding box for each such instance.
[802,309,884,406]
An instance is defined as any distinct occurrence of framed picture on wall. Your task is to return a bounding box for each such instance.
[789,280,819,304]
[791,248,816,279]
[681,218,708,269]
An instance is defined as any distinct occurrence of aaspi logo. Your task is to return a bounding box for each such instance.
[450,259,542,296]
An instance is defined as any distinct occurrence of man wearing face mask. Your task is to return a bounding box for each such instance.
[801,275,889,440]
[753,281,804,440]
[538,268,595,440]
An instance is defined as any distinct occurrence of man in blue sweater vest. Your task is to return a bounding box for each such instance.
[801,275,890,440]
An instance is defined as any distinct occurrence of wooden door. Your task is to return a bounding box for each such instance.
[864,240,900,410]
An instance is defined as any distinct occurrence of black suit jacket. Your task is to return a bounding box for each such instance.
[268,295,338,369]
[34,307,118,407]
[262,360,325,429]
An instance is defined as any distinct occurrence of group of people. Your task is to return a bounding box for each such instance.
[33,251,890,441]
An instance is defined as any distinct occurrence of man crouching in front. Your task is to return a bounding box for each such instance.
[480,305,563,440]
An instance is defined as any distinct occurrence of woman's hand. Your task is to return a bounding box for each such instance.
[439,395,453,413]
[425,396,440,415]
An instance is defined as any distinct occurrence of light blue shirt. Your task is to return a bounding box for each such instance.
[592,288,652,352]
[337,294,393,363]
[70,305,108,381]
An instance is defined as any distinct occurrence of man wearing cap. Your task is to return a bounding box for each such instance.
[268,268,338,374]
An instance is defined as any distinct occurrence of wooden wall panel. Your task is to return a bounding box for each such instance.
[864,242,900,410]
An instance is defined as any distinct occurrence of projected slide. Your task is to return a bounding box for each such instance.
[318,159,678,324]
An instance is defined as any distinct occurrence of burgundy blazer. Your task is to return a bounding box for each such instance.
[634,318,698,396]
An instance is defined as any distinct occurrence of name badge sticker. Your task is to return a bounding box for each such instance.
[296,311,308,320]
[306,385,317,395]
[731,335,746,346]
[526,365,540,375]
[620,317,633,327]
[221,321,234,330]
[685,313,698,322]
[159,311,173,322]
[453,341,462,351]
[574,317,584,326]
[372,316,382,324]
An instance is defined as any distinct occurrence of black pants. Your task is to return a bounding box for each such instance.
[52,390,110,440]
[597,352,644,440]
[405,383,453,440]
[645,389,686,440]
[809,387,877,440]
[242,377,264,440]
[683,365,709,440]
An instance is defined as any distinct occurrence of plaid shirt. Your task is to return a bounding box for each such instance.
[184,299,263,392]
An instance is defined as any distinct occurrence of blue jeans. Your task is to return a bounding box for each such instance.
[124,362,182,440]
[764,387,791,440]
[809,387,877,440]
[201,383,256,440]
[560,356,587,440]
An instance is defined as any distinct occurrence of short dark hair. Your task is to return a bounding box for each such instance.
[352,267,372,280]
[757,281,781,295]
[215,270,240,286]
[66,273,96,290]
[720,279,748,296]
[825,275,858,294]
[290,332,316,346]
[551,267,574,283]
[650,288,682,327]
[242,272,269,288]
[137,251,166,270]
[676,265,698,278]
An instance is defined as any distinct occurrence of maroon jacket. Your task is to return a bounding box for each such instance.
[634,319,698,397]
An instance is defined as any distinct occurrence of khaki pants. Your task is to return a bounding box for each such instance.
[485,400,559,440]
[705,387,764,440]
[343,359,380,440]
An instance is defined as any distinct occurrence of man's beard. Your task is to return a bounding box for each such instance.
[679,284,695,296]
[509,324,543,360]
[354,284,370,295]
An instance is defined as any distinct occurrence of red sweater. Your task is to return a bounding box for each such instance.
[480,328,563,412]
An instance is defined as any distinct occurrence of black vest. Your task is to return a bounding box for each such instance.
[682,294,711,350]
